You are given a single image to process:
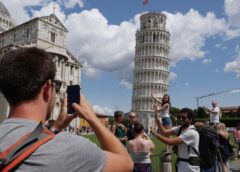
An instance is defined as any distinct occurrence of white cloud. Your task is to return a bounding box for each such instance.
[57,0,84,8]
[164,9,228,65]
[2,0,85,25]
[2,0,42,24]
[224,45,240,77]
[64,8,230,85]
[224,58,240,77]
[31,2,66,22]
[224,0,240,28]
[215,43,227,50]
[228,88,240,94]
[65,9,140,84]
[202,58,212,64]
[3,0,239,89]
[169,72,177,81]
[222,46,227,50]
[185,82,190,86]
[223,0,240,38]
[120,79,132,90]
[93,105,113,116]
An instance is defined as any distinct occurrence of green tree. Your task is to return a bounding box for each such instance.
[197,106,207,119]
[170,107,180,126]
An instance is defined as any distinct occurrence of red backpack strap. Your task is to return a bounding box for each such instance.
[0,133,31,160]
[0,122,55,172]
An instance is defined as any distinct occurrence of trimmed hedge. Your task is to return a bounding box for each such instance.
[195,118,240,127]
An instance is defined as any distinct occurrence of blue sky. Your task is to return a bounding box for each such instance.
[3,0,240,115]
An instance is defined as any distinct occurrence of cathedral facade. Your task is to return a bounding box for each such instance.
[132,12,171,129]
[0,2,82,129]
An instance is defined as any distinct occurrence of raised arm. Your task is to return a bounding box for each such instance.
[151,130,184,145]
[208,108,219,115]
[50,94,79,133]
[73,94,133,172]
[110,124,116,134]
[153,107,174,136]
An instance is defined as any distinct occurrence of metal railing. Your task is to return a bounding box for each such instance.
[151,153,175,172]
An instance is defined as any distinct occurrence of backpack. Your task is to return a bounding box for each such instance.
[175,125,219,170]
[197,126,219,170]
[217,134,234,162]
[0,122,55,172]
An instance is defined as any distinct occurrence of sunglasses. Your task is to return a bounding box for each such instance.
[52,80,63,93]
[130,116,136,119]
[178,115,187,120]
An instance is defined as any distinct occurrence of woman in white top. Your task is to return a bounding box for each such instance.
[127,123,155,172]
[152,94,172,152]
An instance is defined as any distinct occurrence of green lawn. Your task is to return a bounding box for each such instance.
[84,134,164,153]
[84,134,176,172]
[84,132,237,172]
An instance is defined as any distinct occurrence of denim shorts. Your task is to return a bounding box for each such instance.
[162,117,172,125]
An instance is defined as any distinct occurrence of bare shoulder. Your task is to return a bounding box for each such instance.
[111,124,116,129]
[128,140,134,146]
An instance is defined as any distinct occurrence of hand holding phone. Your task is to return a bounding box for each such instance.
[67,85,80,114]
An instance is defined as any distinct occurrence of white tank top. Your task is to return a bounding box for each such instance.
[160,105,170,118]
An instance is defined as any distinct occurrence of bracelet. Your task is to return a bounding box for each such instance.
[49,127,60,134]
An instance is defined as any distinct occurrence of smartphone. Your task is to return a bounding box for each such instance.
[66,85,81,114]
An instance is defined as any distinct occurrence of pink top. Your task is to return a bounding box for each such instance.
[233,129,240,143]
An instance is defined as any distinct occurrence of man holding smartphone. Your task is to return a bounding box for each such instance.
[0,47,133,172]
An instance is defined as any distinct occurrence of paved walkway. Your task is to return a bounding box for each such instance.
[230,159,240,172]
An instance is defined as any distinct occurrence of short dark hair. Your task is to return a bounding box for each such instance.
[180,108,194,122]
[0,47,56,105]
[134,122,144,134]
[114,111,124,120]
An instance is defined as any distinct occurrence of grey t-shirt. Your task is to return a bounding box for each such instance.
[0,118,106,172]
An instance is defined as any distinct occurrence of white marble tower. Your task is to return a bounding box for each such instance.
[132,12,170,129]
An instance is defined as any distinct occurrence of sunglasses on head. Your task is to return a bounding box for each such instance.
[52,80,63,93]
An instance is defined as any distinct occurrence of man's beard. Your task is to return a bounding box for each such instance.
[181,122,191,128]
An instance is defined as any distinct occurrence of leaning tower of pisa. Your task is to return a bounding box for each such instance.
[132,12,170,129]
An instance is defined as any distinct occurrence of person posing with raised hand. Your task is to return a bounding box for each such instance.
[204,101,221,127]
[151,107,200,172]
[0,47,133,172]
[152,94,172,153]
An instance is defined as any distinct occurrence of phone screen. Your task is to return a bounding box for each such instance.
[66,85,80,114]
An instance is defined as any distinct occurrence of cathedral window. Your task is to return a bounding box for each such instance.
[0,38,4,47]
[13,33,16,42]
[70,65,73,75]
[51,32,56,43]
[26,28,30,39]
